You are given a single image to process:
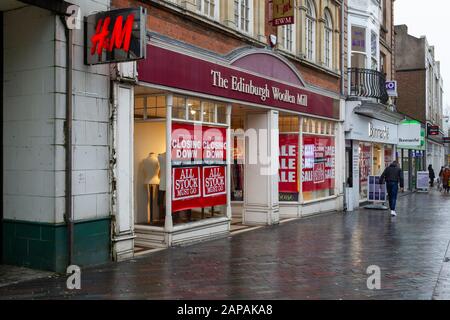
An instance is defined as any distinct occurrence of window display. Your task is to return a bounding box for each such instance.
[302,135,336,201]
[171,122,227,218]
[301,118,336,202]
[359,143,372,200]
[279,134,299,201]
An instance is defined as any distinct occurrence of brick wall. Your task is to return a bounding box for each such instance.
[396,69,426,123]
[112,0,341,94]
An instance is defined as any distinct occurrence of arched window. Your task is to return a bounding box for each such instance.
[305,0,316,61]
[281,24,295,52]
[324,9,333,68]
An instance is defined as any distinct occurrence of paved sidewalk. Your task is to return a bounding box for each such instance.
[1,191,450,300]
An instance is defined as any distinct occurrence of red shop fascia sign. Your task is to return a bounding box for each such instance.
[137,45,340,120]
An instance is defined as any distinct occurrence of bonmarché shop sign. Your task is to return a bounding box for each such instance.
[138,45,339,119]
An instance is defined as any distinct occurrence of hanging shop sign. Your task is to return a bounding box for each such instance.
[138,45,339,119]
[398,120,422,148]
[368,176,387,202]
[427,124,440,136]
[302,136,335,193]
[279,134,299,201]
[85,7,146,65]
[270,0,295,26]
[385,81,398,97]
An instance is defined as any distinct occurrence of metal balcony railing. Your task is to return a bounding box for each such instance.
[348,68,389,104]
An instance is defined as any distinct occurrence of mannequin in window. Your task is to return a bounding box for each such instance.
[158,153,166,221]
[143,153,160,224]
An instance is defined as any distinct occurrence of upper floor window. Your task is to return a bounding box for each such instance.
[234,0,252,34]
[351,25,366,69]
[305,0,316,61]
[281,24,295,53]
[324,10,333,68]
[371,31,378,70]
[197,0,219,19]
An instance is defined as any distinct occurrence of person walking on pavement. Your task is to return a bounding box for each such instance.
[380,161,404,217]
[428,164,436,188]
[439,166,445,191]
[443,167,450,194]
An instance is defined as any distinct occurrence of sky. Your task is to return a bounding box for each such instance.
[395,0,450,116]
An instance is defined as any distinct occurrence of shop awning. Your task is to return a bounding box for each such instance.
[354,101,405,124]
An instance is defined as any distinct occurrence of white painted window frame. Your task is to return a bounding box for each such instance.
[234,0,253,35]
[324,10,333,69]
[305,0,316,62]
[197,0,220,20]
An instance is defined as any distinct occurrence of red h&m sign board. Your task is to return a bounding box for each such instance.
[279,134,299,194]
[85,7,146,65]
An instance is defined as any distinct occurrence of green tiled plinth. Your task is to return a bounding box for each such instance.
[2,218,111,273]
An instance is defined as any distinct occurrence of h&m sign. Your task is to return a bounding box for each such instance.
[85,7,146,65]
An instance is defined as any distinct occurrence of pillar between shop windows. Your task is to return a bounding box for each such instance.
[226,104,232,221]
[165,94,174,236]
[243,110,280,226]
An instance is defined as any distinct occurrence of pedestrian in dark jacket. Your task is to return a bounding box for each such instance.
[380,161,404,217]
[428,164,436,188]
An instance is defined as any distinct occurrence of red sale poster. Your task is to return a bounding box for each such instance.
[301,135,335,192]
[172,166,202,212]
[202,166,227,208]
[203,166,227,197]
[171,123,227,163]
[202,126,227,163]
[171,123,202,163]
[279,134,299,193]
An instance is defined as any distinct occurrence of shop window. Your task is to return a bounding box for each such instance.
[173,96,187,120]
[279,116,300,202]
[359,142,372,200]
[134,96,145,120]
[202,101,215,123]
[302,117,336,202]
[146,95,167,119]
[188,98,201,121]
[216,103,227,124]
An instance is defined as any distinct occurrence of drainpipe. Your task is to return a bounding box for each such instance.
[62,20,74,266]
[340,0,345,96]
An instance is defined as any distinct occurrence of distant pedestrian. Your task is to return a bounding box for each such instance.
[380,161,405,217]
[428,165,436,188]
[443,167,450,194]
[439,166,445,191]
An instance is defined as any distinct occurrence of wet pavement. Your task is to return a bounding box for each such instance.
[1,191,450,300]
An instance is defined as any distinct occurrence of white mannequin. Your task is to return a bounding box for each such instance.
[158,153,166,191]
[143,153,160,185]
